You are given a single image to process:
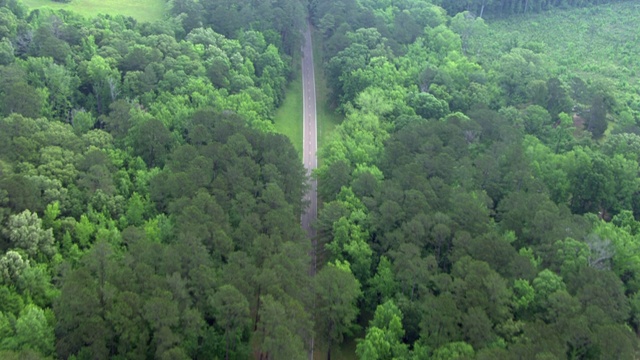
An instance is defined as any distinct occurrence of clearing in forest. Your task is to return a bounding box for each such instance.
[21,0,166,22]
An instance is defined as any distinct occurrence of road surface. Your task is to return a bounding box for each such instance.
[300,20,318,360]
[301,21,318,274]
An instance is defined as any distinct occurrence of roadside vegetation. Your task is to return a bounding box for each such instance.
[312,29,343,151]
[274,75,304,154]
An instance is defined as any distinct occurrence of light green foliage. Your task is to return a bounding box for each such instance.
[0,304,54,356]
[273,74,303,154]
[552,237,590,278]
[532,269,566,312]
[327,216,372,282]
[4,210,55,260]
[21,0,166,22]
[16,305,54,354]
[512,279,535,312]
[591,220,640,293]
[450,11,488,56]
[318,107,389,173]
[431,341,474,360]
[86,55,121,114]
[368,256,397,305]
[74,215,96,248]
[324,188,373,284]
[0,38,14,66]
[0,251,29,285]
[356,300,408,360]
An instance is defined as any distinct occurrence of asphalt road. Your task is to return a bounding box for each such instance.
[300,21,319,360]
[301,20,318,272]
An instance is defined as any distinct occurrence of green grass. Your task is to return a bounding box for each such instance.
[274,74,303,155]
[21,0,166,22]
[274,27,342,159]
[311,28,343,152]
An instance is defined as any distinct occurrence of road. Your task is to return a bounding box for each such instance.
[300,20,318,360]
[301,20,318,274]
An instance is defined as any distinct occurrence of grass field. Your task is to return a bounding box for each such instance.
[21,0,166,22]
[312,29,343,152]
[274,27,343,158]
[274,75,304,155]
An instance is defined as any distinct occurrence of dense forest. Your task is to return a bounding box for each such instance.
[1,0,640,359]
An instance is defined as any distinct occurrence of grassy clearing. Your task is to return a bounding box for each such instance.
[21,0,166,23]
[311,28,343,152]
[274,74,303,156]
[274,27,342,159]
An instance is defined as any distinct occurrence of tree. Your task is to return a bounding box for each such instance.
[585,94,608,139]
[0,251,28,285]
[255,295,306,360]
[102,99,133,140]
[407,91,449,120]
[0,81,44,119]
[0,38,15,66]
[4,210,55,260]
[431,341,474,360]
[356,300,408,360]
[210,285,250,360]
[522,105,551,138]
[450,11,488,55]
[10,304,54,356]
[132,119,172,168]
[532,269,566,315]
[420,293,462,349]
[315,262,362,360]
[86,55,120,114]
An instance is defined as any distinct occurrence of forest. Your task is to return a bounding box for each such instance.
[1,0,640,359]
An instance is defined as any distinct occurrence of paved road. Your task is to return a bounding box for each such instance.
[301,21,318,274]
[300,20,318,360]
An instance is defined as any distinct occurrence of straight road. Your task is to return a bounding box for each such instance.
[301,20,318,273]
[300,20,318,360]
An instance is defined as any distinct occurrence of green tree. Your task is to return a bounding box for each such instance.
[4,210,55,260]
[356,300,408,360]
[1,82,44,119]
[10,304,54,356]
[0,251,28,285]
[0,38,15,66]
[315,262,362,360]
[132,119,172,168]
[86,55,120,114]
[211,285,250,360]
